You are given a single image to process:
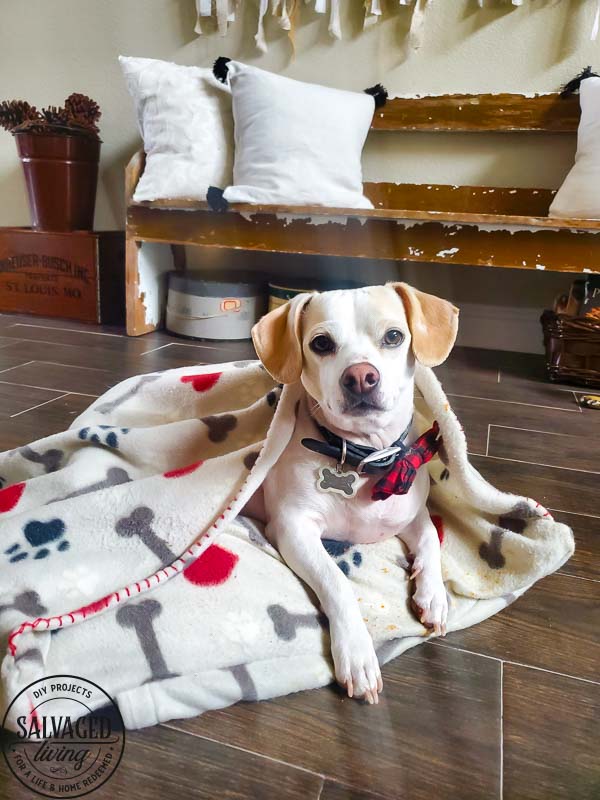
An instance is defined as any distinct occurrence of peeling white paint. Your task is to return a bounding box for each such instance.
[535,264,546,270]
[138,242,173,326]
[274,213,369,227]
[436,247,460,257]
[408,246,424,257]
[386,92,556,100]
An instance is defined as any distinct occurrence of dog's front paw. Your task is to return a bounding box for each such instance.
[330,618,382,704]
[411,571,448,636]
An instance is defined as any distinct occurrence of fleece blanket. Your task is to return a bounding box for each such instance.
[0,361,573,730]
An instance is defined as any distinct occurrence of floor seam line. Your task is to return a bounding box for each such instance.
[472,452,600,476]
[160,724,328,779]
[0,379,99,396]
[9,392,70,418]
[556,571,600,583]
[444,391,581,413]
[430,641,600,685]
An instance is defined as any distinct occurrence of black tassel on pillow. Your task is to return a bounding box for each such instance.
[207,186,229,213]
[561,66,599,97]
[213,57,231,84]
[364,84,388,108]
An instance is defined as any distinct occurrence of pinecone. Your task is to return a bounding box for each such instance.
[0,100,40,132]
[41,105,70,127]
[64,93,101,125]
[13,118,48,134]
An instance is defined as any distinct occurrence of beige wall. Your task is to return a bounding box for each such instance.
[0,0,597,349]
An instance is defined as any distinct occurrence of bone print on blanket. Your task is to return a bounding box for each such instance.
[0,361,573,731]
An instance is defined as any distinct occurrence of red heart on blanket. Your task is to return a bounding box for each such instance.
[164,461,204,479]
[180,373,222,393]
[0,482,25,513]
[430,514,445,545]
[183,544,239,587]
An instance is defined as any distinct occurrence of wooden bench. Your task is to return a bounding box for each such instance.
[125,92,600,336]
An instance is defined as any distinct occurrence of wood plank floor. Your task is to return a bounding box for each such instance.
[0,311,598,800]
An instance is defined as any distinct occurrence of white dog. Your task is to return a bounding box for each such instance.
[245,283,459,704]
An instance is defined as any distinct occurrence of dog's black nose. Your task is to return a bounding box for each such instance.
[341,363,380,397]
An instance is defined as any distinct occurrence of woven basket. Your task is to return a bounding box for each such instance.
[541,310,600,388]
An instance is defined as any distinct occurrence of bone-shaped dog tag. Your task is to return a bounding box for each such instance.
[316,466,359,498]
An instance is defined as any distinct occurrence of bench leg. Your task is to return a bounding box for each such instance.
[125,236,156,336]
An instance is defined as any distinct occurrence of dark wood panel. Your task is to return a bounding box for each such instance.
[433,349,584,412]
[128,205,600,274]
[139,341,257,370]
[371,93,580,133]
[0,339,144,373]
[0,348,36,373]
[1,323,149,354]
[487,426,600,473]
[425,397,591,457]
[442,573,600,681]
[321,782,386,800]
[551,510,600,582]
[0,723,323,800]
[0,393,93,449]
[469,454,599,516]
[0,311,126,334]
[129,194,600,232]
[0,382,64,418]
[0,360,118,395]
[503,664,600,800]
[167,645,501,800]
[365,183,556,216]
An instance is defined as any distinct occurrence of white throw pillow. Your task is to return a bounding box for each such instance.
[119,56,233,203]
[214,60,383,209]
[549,76,600,219]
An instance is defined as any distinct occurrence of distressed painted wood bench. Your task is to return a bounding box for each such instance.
[125,92,599,336]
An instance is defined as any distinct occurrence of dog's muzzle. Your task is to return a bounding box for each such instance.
[340,362,383,413]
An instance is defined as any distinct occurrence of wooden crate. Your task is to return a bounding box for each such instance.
[0,228,125,324]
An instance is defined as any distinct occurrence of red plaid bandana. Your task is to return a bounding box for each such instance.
[372,422,441,501]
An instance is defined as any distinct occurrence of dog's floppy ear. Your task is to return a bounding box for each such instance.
[252,293,313,384]
[388,282,459,367]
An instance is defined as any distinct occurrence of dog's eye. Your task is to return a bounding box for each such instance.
[310,334,336,355]
[383,329,404,347]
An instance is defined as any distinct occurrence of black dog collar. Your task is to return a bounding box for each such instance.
[301,418,413,475]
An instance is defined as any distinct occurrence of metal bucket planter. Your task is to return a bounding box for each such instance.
[14,132,100,232]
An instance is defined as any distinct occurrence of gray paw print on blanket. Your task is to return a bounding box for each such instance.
[78,425,130,449]
[322,539,363,577]
[5,518,69,563]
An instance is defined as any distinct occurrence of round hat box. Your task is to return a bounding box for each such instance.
[166,272,267,341]
[268,278,363,311]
